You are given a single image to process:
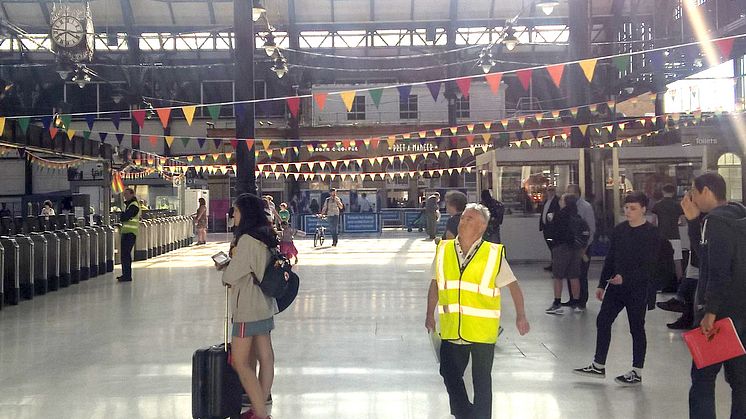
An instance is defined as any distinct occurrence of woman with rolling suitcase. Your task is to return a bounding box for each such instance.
[219,193,277,419]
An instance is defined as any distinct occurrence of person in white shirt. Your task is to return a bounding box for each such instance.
[359,192,372,212]
[40,200,56,217]
[321,188,344,246]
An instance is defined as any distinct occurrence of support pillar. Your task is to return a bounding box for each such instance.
[234,0,257,196]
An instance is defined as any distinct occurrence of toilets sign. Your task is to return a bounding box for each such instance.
[695,138,718,145]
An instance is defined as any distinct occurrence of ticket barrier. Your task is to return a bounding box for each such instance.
[84,226,99,278]
[0,237,19,306]
[75,227,90,281]
[102,224,115,272]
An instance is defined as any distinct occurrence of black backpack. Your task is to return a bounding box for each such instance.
[253,248,298,299]
[569,214,591,249]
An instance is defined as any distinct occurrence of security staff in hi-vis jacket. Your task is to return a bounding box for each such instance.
[426,203,530,419]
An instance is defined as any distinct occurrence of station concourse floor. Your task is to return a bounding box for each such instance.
[0,231,734,419]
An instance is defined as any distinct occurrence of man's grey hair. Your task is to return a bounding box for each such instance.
[465,203,491,224]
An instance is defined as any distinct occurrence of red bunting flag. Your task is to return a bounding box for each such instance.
[465,135,475,146]
[149,135,158,146]
[132,110,146,128]
[230,139,239,150]
[516,69,532,91]
[714,38,735,60]
[156,108,171,129]
[314,93,328,111]
[287,97,301,118]
[485,73,503,95]
[546,64,565,88]
[245,139,255,150]
[49,127,58,139]
[455,77,472,98]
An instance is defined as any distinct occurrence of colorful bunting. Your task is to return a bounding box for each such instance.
[85,114,96,130]
[369,88,384,108]
[455,77,472,98]
[49,126,58,139]
[579,59,598,82]
[340,91,357,112]
[149,136,158,146]
[213,139,222,148]
[197,138,206,148]
[165,136,175,148]
[60,115,72,129]
[427,82,442,102]
[516,69,532,91]
[714,38,735,60]
[66,129,75,141]
[156,108,171,129]
[111,112,122,129]
[41,116,53,130]
[262,139,272,151]
[207,105,221,122]
[314,93,328,111]
[181,137,190,148]
[287,97,301,118]
[397,85,413,101]
[99,132,108,142]
[546,64,565,88]
[484,73,502,95]
[578,125,588,136]
[182,106,197,126]
[116,133,125,145]
[132,110,146,128]
[230,139,239,150]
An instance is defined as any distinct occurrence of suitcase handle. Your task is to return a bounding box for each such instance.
[224,285,230,351]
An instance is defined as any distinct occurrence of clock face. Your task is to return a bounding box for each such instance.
[51,15,84,48]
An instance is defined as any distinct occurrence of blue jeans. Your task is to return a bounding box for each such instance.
[689,318,746,419]
[327,215,339,245]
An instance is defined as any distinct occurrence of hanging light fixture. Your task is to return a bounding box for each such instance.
[56,69,71,80]
[479,50,496,73]
[272,54,288,78]
[502,27,518,51]
[71,67,90,88]
[536,1,560,15]
[252,0,266,22]
[263,32,277,56]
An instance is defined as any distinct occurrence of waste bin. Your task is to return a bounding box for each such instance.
[0,237,19,306]
[54,229,71,288]
[84,226,99,278]
[75,227,90,281]
[28,232,48,295]
[94,225,106,275]
[14,234,34,300]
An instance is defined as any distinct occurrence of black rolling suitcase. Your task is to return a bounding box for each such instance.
[192,286,243,419]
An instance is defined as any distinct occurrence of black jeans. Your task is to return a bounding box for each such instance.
[327,215,339,245]
[121,233,136,279]
[440,341,495,419]
[594,286,648,369]
[689,318,746,419]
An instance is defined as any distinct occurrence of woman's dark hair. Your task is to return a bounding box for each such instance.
[233,193,278,248]
[694,172,727,201]
[198,197,206,206]
[624,191,649,208]
[43,200,53,208]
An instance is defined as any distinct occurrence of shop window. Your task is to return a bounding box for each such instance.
[399,95,418,119]
[718,153,742,201]
[347,96,366,121]
[456,96,470,118]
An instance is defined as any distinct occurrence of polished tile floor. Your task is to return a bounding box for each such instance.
[0,232,734,419]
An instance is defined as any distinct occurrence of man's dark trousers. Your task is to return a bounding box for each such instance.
[689,317,746,419]
[121,233,136,280]
[440,340,495,419]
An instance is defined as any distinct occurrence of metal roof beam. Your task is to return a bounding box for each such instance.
[206,0,216,25]
[38,0,50,25]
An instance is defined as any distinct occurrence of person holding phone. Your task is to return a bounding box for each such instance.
[216,193,277,419]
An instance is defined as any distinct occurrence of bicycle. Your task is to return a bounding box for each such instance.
[313,214,327,247]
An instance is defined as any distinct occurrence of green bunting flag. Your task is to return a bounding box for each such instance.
[613,56,628,74]
[60,115,72,129]
[83,131,92,141]
[369,88,384,108]
[207,105,221,122]
[181,137,190,148]
[18,117,30,134]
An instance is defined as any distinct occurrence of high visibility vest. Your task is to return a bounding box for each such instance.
[121,200,141,236]
[435,239,504,344]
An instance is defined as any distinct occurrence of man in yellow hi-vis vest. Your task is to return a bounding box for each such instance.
[118,188,140,283]
[426,203,530,419]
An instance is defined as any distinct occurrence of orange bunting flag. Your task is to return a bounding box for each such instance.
[340,91,357,112]
[485,73,503,95]
[49,127,58,139]
[546,64,565,88]
[212,153,221,161]
[516,69,532,91]
[314,93,328,111]
[535,113,544,123]
[482,133,492,143]
[517,116,526,127]
[605,125,614,133]
[551,110,560,119]
[465,135,475,146]
[156,108,171,128]
[182,106,197,126]
[483,121,492,130]
[418,131,427,139]
[579,58,598,82]
[467,124,475,133]
[149,135,158,146]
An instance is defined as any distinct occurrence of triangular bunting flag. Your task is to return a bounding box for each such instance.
[427,82,442,102]
[546,64,565,88]
[132,110,146,128]
[482,133,492,143]
[485,73,502,95]
[516,69,532,91]
[551,110,560,119]
[60,115,72,129]
[570,108,579,119]
[434,129,442,137]
[66,129,76,141]
[483,121,492,130]
[111,112,122,129]
[287,97,301,118]
[49,126,58,139]
[181,137,190,148]
[182,106,197,126]
[156,108,171,128]
[165,136,175,148]
[213,138,222,148]
[262,139,272,151]
[466,124,475,133]
[578,125,588,136]
[612,56,628,74]
[387,136,396,148]
[579,58,597,82]
[116,133,125,145]
[517,116,526,127]
[99,132,108,143]
[715,38,735,60]
[535,113,544,124]
[465,135,475,146]
[150,136,159,146]
[207,105,221,122]
[455,77,472,98]
[197,138,206,149]
[314,93,328,111]
[340,91,357,112]
[605,125,613,133]
[85,114,96,130]
[41,115,53,129]
[397,85,413,101]
[450,127,459,135]
[369,88,383,108]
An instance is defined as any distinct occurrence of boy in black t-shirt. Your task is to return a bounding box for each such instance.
[573,192,661,386]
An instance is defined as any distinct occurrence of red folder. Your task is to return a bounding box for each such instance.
[683,317,746,369]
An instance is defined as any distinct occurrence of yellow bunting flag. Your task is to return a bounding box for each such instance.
[280,148,287,158]
[419,131,427,139]
[262,139,272,151]
[66,129,76,141]
[517,116,526,127]
[387,136,396,148]
[483,122,492,130]
[605,125,613,133]
[467,124,475,133]
[0,117,5,135]
[402,133,411,140]
[199,155,207,162]
[434,129,442,136]
[535,113,544,123]
[187,156,194,162]
[212,153,221,161]
[182,106,197,126]
[551,110,560,119]
[165,136,175,148]
[579,58,598,82]
[578,125,589,136]
[450,127,459,135]
[340,91,357,112]
[482,133,492,143]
